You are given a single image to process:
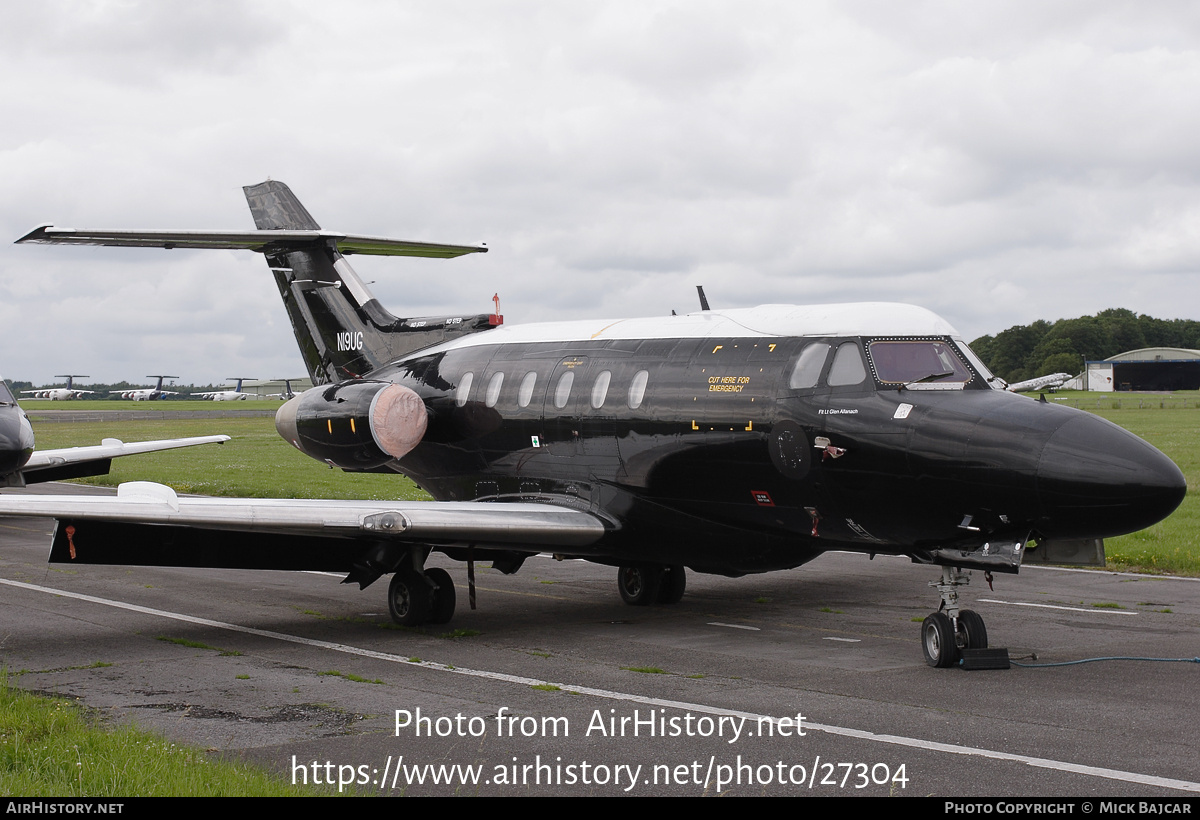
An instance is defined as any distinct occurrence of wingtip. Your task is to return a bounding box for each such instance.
[14,224,54,244]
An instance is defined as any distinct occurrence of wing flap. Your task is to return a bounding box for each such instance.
[16,226,487,259]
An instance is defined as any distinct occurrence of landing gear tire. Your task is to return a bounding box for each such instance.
[657,565,686,604]
[426,567,456,625]
[956,609,987,650]
[618,565,663,606]
[388,567,431,626]
[922,612,958,668]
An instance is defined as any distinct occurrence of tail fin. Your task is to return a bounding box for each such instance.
[244,181,495,384]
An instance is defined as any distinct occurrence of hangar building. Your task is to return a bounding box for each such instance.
[1083,348,1200,392]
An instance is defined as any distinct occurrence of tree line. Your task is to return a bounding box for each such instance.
[969,309,1200,384]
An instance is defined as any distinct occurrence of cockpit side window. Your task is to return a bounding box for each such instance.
[828,342,867,386]
[788,342,830,389]
[867,340,973,384]
[0,381,13,404]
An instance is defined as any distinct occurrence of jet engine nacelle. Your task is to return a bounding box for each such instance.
[275,380,428,470]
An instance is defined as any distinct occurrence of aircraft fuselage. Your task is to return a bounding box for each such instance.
[278,305,1185,577]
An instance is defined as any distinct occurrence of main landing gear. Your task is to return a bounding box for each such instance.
[617,564,686,606]
[388,564,456,627]
[921,566,989,668]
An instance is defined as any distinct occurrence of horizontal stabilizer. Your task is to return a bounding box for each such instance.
[16,226,487,259]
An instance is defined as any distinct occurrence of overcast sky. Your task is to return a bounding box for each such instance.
[3,1,1199,387]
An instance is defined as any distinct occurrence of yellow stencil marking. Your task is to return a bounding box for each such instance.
[590,321,621,339]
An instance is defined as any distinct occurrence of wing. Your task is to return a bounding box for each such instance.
[0,481,607,572]
[20,435,230,484]
[17,226,487,259]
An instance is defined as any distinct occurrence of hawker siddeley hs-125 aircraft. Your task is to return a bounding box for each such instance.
[0,378,229,487]
[7,181,1187,668]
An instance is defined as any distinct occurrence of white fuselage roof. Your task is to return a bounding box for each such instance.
[425,303,961,356]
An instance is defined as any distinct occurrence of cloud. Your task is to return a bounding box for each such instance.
[3,1,1200,384]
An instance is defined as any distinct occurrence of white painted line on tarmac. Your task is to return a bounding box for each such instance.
[707,622,760,631]
[4,576,1197,794]
[979,598,1138,615]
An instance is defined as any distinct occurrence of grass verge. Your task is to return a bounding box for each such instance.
[0,675,334,796]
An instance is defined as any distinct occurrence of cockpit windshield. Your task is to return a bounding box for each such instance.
[0,380,14,405]
[867,340,974,386]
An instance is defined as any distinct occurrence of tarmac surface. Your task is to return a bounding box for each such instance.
[1,485,1198,796]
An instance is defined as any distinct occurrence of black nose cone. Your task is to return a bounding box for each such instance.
[1035,413,1186,539]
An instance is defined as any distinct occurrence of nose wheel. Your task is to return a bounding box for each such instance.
[922,566,994,668]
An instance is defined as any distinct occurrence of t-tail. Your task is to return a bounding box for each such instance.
[243,181,495,383]
[16,181,493,387]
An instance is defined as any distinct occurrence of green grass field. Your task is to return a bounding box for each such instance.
[0,675,337,797]
[24,395,1200,575]
[30,414,429,502]
[1084,401,1200,574]
[22,399,279,412]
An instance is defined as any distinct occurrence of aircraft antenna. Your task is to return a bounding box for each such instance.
[696,286,710,311]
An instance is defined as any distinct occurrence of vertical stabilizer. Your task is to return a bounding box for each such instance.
[245,180,322,231]
[243,181,496,385]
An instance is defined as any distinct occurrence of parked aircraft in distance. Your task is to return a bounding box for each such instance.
[196,378,255,401]
[267,378,301,401]
[22,375,97,401]
[114,376,179,401]
[7,182,1187,668]
[0,377,229,488]
[1006,373,1073,393]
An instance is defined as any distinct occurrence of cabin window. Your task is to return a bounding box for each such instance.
[554,371,575,409]
[518,371,537,407]
[591,371,611,409]
[788,343,830,389]
[455,372,474,407]
[628,370,649,409]
[828,342,867,386]
[868,340,972,384]
[485,372,504,408]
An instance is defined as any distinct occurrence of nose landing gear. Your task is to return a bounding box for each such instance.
[922,566,1008,669]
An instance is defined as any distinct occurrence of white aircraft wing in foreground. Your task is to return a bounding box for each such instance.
[17,436,231,484]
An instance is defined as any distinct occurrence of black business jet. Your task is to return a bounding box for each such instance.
[0,377,229,487]
[6,182,1186,667]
